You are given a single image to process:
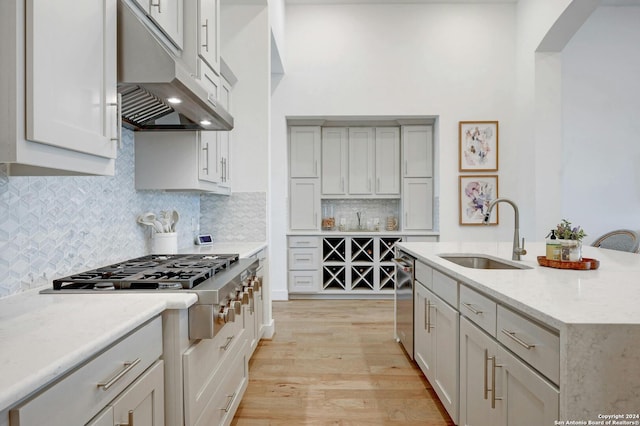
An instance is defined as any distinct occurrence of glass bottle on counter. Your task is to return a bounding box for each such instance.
[322,205,335,231]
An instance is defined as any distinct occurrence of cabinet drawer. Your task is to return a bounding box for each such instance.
[497,306,560,385]
[289,271,320,293]
[415,261,432,289]
[289,236,320,248]
[288,248,320,270]
[432,269,458,307]
[10,317,162,426]
[183,320,244,425]
[193,339,248,426]
[459,285,497,336]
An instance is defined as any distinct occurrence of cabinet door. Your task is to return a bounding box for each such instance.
[217,77,231,187]
[290,127,321,178]
[414,282,435,379]
[402,125,433,177]
[199,0,220,74]
[199,131,220,183]
[403,178,433,230]
[290,179,320,230]
[459,317,498,426]
[496,346,559,426]
[149,0,183,48]
[431,294,459,423]
[111,361,165,426]
[375,128,400,195]
[321,128,348,195]
[26,0,118,159]
[348,128,375,194]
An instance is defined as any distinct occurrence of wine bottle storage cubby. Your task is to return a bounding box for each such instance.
[379,265,396,291]
[351,238,374,262]
[380,237,402,262]
[323,265,346,290]
[351,265,375,290]
[323,238,346,262]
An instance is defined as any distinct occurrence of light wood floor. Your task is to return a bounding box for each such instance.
[231,299,455,426]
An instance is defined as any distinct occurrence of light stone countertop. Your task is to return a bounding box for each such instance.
[397,241,640,419]
[0,289,197,412]
[397,241,640,328]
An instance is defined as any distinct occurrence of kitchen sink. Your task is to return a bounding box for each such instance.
[438,254,532,270]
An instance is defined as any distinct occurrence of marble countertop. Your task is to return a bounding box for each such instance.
[0,289,197,412]
[397,241,640,329]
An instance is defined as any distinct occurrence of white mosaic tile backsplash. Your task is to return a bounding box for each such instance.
[200,192,266,242]
[0,128,201,297]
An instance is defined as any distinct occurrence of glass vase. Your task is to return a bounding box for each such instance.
[560,240,582,262]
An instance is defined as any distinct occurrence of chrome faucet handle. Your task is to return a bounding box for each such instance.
[516,237,527,256]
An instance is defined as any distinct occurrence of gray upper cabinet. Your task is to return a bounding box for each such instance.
[348,128,375,195]
[0,0,118,176]
[321,128,348,195]
[402,125,433,177]
[290,126,321,178]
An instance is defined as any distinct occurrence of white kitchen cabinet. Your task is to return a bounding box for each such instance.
[375,127,401,195]
[216,76,232,188]
[402,125,433,177]
[198,0,220,75]
[0,0,118,176]
[290,126,321,178]
[414,277,459,423]
[288,237,321,293]
[348,128,375,194]
[460,316,498,426]
[321,128,348,195]
[459,317,559,426]
[130,0,184,49]
[88,361,164,426]
[10,317,163,426]
[402,178,433,230]
[289,179,320,230]
[135,131,228,194]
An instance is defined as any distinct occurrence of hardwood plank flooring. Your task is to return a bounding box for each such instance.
[232,299,455,426]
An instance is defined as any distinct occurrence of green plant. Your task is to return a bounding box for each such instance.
[556,219,587,241]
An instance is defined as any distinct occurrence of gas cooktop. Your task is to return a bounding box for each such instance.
[50,254,240,291]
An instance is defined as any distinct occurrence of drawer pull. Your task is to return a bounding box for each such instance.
[221,392,236,412]
[501,329,536,350]
[220,335,234,350]
[117,410,134,426]
[490,355,503,409]
[97,358,141,390]
[462,302,483,315]
[483,349,489,400]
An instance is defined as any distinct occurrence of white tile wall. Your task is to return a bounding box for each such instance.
[200,192,266,242]
[0,129,201,297]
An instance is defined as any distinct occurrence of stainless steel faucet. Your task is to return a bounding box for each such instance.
[483,197,527,261]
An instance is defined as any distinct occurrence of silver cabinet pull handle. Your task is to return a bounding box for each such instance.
[426,300,435,333]
[202,143,209,173]
[490,355,503,409]
[97,358,141,390]
[501,329,536,350]
[202,19,209,51]
[220,335,234,350]
[151,0,161,13]
[483,349,490,400]
[108,94,122,148]
[221,392,236,412]
[462,302,483,315]
[117,410,134,426]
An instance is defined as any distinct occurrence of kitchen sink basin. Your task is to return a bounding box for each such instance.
[438,254,532,270]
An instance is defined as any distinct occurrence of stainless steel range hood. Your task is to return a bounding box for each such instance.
[117,1,233,131]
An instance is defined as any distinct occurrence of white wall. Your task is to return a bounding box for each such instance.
[270,3,518,299]
[221,4,270,192]
[561,5,640,242]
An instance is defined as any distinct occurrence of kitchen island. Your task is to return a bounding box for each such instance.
[397,241,640,423]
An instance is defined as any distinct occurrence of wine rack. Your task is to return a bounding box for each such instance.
[323,238,346,262]
[380,237,402,262]
[351,265,374,290]
[351,238,374,262]
[323,265,346,290]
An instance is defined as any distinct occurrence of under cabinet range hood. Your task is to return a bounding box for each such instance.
[117,1,233,131]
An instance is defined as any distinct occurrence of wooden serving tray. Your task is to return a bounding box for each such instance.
[537,256,600,270]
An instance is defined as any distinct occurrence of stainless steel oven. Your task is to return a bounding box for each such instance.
[394,251,415,359]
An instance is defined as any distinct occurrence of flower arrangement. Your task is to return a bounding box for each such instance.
[556,219,587,241]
